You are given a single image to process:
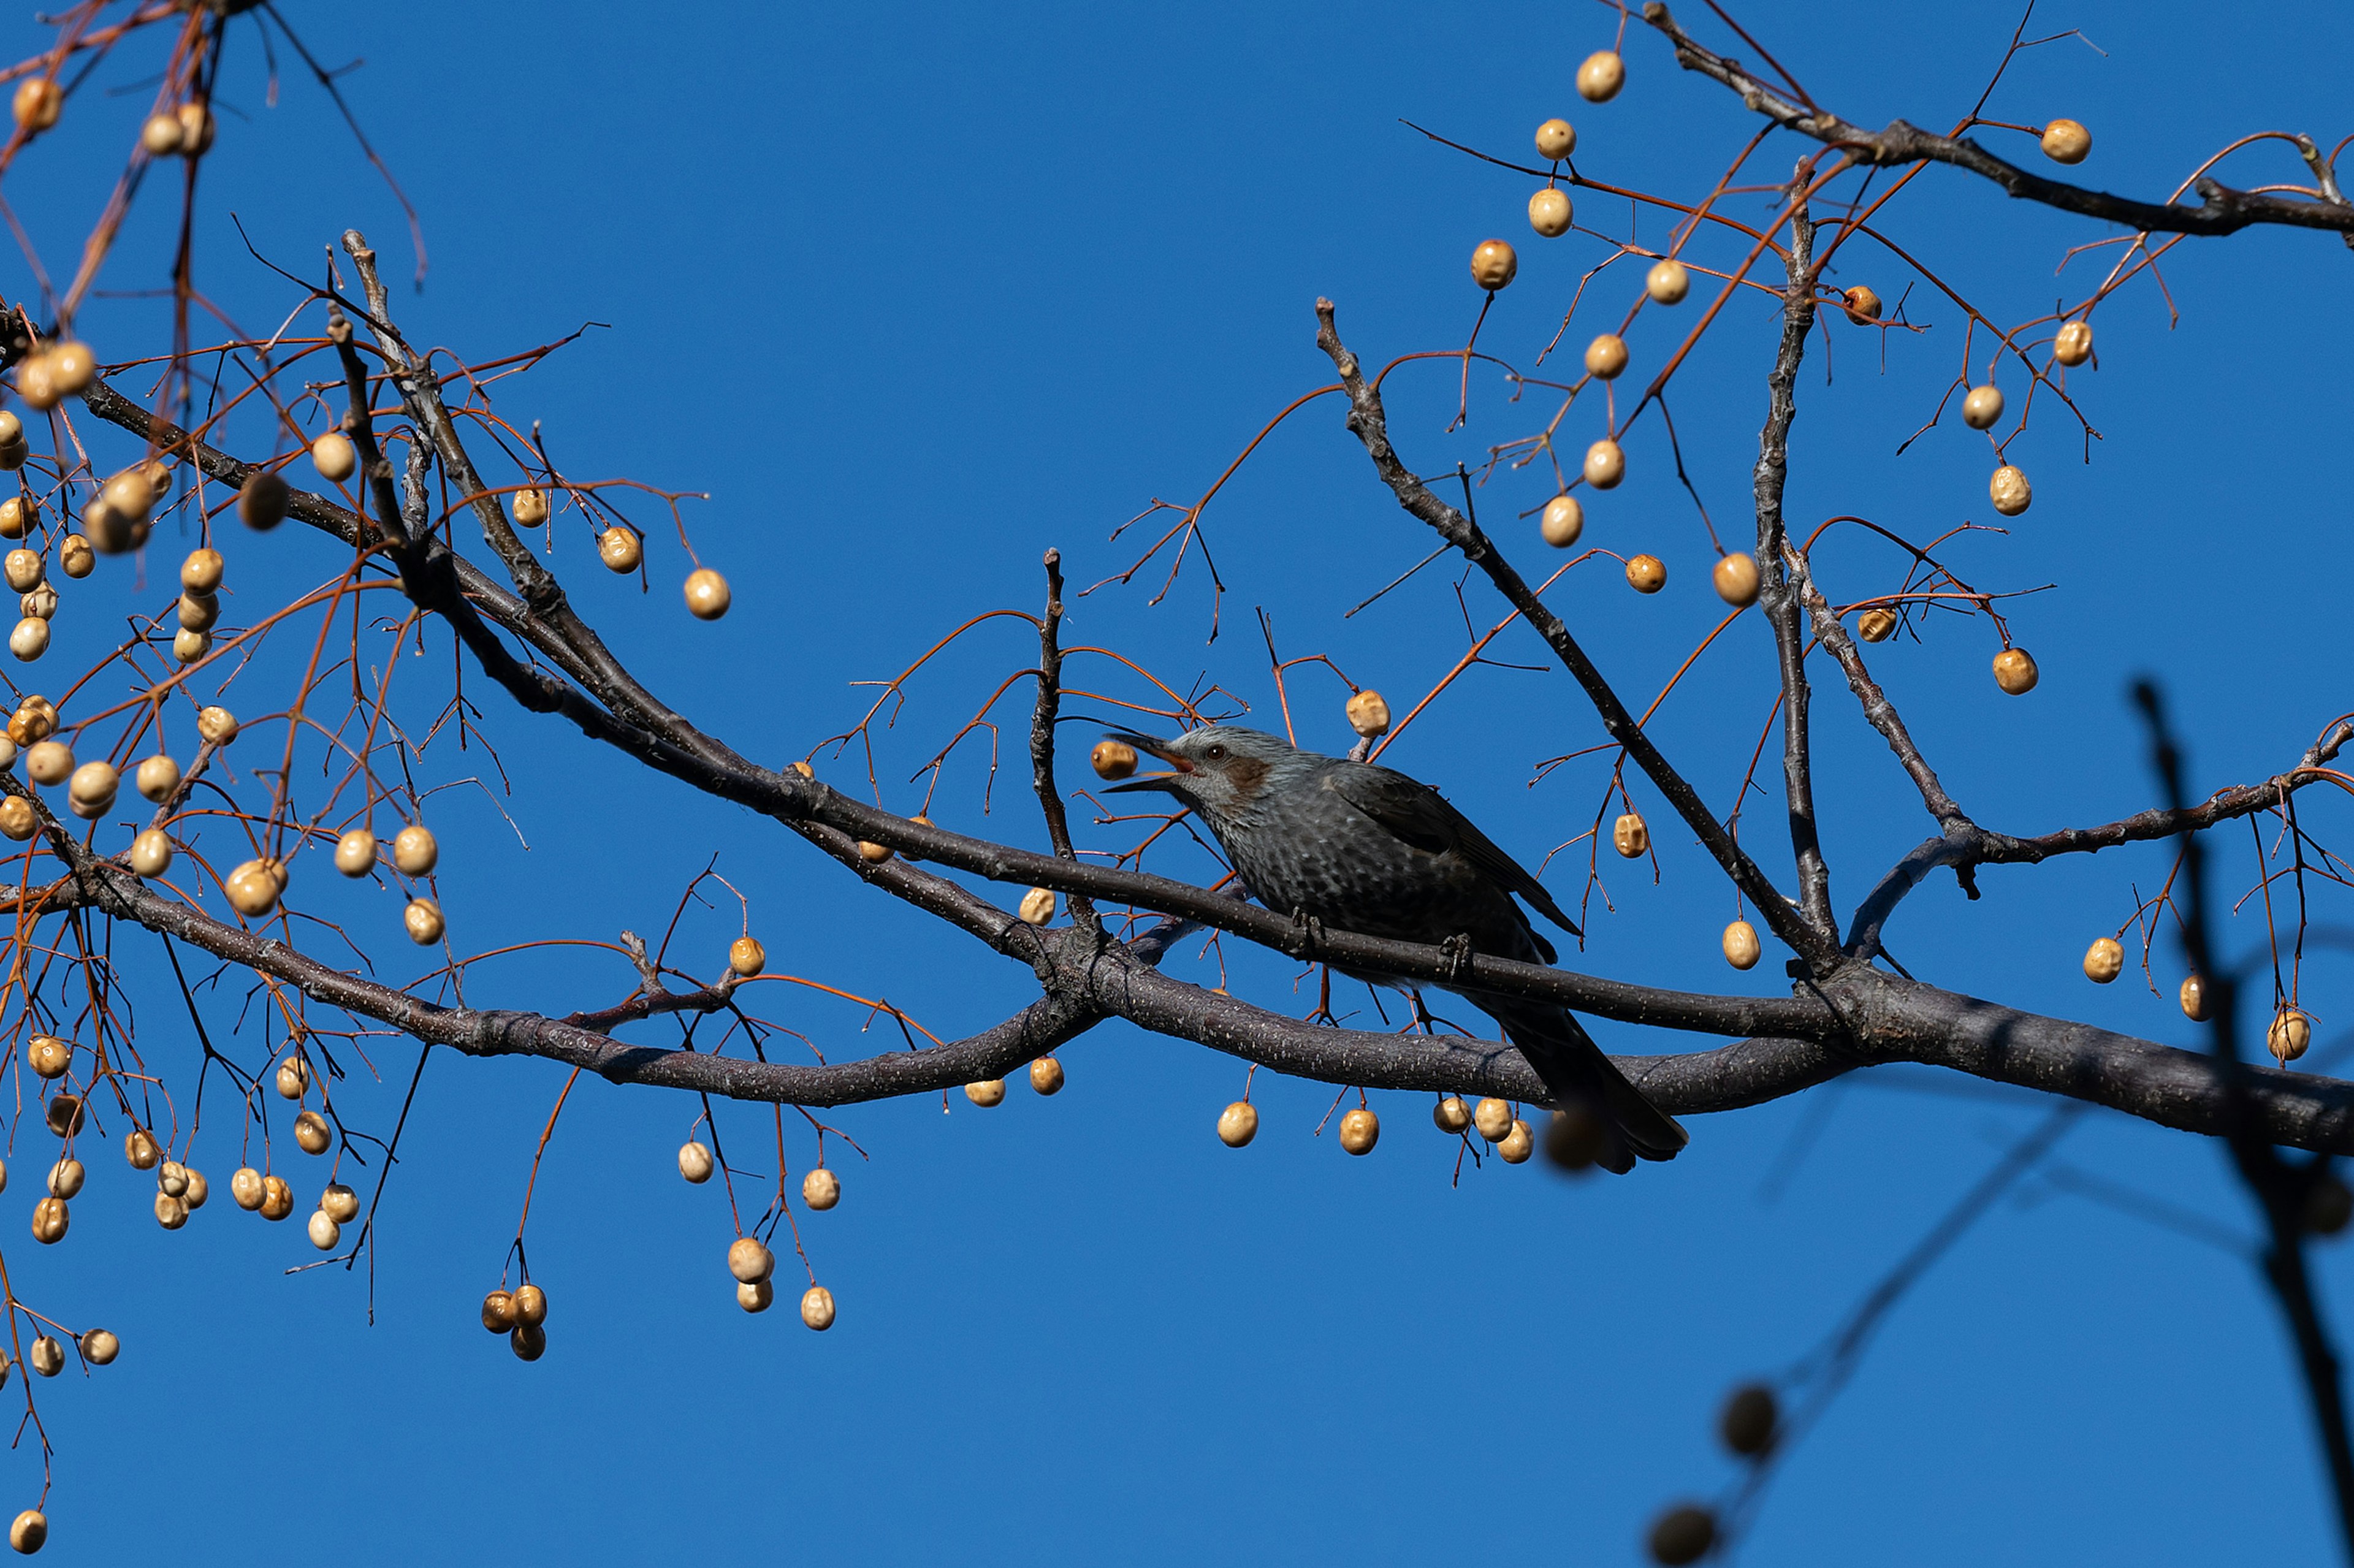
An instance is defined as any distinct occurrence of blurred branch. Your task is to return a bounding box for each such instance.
[2136,681,2354,1559]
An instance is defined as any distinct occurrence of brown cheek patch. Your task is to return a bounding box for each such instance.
[1225,756,1270,801]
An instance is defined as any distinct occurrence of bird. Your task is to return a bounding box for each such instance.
[1103,723,1685,1172]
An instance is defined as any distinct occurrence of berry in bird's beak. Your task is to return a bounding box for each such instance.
[1099,731,1192,794]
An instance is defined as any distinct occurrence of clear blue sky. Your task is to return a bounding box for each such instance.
[7,2,2352,1562]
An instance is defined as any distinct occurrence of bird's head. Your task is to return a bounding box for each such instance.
[1100,725,1305,825]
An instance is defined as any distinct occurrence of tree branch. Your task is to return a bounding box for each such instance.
[1642,4,2354,239]
[1754,193,1834,936]
[1310,298,1845,973]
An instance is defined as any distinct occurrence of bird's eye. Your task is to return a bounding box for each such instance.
[1205,744,1226,761]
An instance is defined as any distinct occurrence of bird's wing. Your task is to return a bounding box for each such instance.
[1323,763,1581,938]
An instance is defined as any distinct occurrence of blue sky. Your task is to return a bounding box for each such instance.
[4,1,2352,1562]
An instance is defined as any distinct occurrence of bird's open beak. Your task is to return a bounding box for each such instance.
[1100,730,1190,794]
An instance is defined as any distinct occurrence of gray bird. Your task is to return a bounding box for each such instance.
[1105,724,1686,1171]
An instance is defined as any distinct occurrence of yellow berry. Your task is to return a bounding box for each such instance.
[481,1290,518,1333]
[310,433,357,484]
[1583,333,1628,380]
[1723,919,1761,970]
[47,344,93,397]
[25,739,71,784]
[1337,1106,1379,1155]
[1498,1119,1534,1163]
[2270,1009,2313,1065]
[727,1236,776,1284]
[1583,438,1625,489]
[141,110,182,155]
[333,828,376,877]
[8,1510,44,1555]
[677,1140,714,1183]
[1612,811,1649,858]
[1962,385,2004,430]
[180,548,224,593]
[729,936,766,977]
[1527,188,1572,238]
[403,897,444,945]
[2054,320,2093,366]
[1645,259,1689,304]
[684,567,731,620]
[29,1196,66,1244]
[393,823,438,875]
[1842,286,1883,325]
[238,471,289,531]
[738,1278,774,1314]
[512,1283,548,1326]
[1992,647,2038,695]
[307,1209,341,1250]
[800,1284,836,1331]
[1988,465,2032,517]
[2082,937,2124,984]
[1469,238,1518,291]
[134,818,200,883]
[1029,1056,1064,1095]
[512,487,550,526]
[1624,554,1666,593]
[2040,118,2090,164]
[964,1078,1005,1107]
[1539,494,1583,548]
[224,859,281,918]
[103,470,152,525]
[66,761,116,819]
[11,78,61,134]
[599,527,642,573]
[802,1167,840,1209]
[1712,552,1760,607]
[1575,50,1625,102]
[1216,1101,1258,1147]
[1472,1097,1514,1141]
[1534,118,1575,160]
[1090,739,1137,780]
[2180,974,2209,1022]
[1433,1095,1470,1133]
[24,1037,66,1080]
[174,101,213,155]
[1346,690,1390,737]
[1018,886,1056,925]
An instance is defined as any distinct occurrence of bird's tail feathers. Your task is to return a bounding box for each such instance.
[1482,1000,1688,1173]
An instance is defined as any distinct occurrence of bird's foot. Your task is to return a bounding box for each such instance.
[1439,932,1474,981]
[1287,908,1325,959]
